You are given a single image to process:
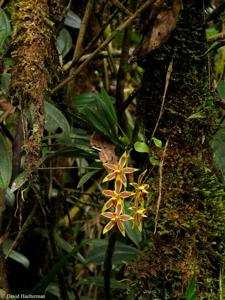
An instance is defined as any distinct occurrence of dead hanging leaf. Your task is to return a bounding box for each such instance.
[90,132,117,164]
[132,0,183,60]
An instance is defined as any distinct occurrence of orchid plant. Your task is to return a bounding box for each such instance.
[101,152,149,236]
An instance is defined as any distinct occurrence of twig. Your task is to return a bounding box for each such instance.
[52,0,157,94]
[5,200,38,260]
[207,31,225,42]
[118,87,140,115]
[154,139,169,234]
[73,0,94,61]
[111,0,132,16]
[151,58,174,138]
[63,6,121,72]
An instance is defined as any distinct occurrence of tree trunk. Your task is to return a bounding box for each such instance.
[129,1,225,298]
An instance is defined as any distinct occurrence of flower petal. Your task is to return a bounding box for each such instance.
[102,172,116,182]
[102,199,117,212]
[123,167,138,174]
[138,169,147,184]
[116,220,125,236]
[101,212,115,219]
[120,214,133,221]
[104,163,116,171]
[115,203,123,215]
[120,173,127,186]
[102,190,115,197]
[120,191,133,198]
[103,221,115,234]
[118,152,128,168]
[115,178,122,193]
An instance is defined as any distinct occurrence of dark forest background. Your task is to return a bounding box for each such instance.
[1,0,225,299]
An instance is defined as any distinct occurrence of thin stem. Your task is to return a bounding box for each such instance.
[73,0,94,61]
[104,230,117,300]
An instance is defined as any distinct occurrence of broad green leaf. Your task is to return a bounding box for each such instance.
[152,137,162,148]
[211,125,225,178]
[1,72,11,95]
[45,283,60,298]
[2,239,30,269]
[4,188,15,207]
[74,91,119,144]
[56,28,72,58]
[44,101,70,140]
[64,10,81,29]
[0,11,11,47]
[77,169,99,188]
[149,155,160,166]
[185,276,197,300]
[84,240,140,265]
[99,89,117,123]
[188,112,206,119]
[217,80,225,100]
[77,276,127,290]
[32,249,76,294]
[134,141,149,153]
[10,172,27,193]
[124,220,142,247]
[0,133,12,190]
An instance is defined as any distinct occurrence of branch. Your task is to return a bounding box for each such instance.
[154,139,169,234]
[73,0,94,61]
[111,0,132,16]
[151,58,174,138]
[51,0,157,94]
[63,5,122,72]
[207,31,225,42]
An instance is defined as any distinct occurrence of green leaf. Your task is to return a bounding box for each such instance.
[83,240,140,265]
[2,239,30,269]
[77,169,99,188]
[64,10,81,29]
[149,155,160,166]
[56,28,72,58]
[45,283,60,298]
[10,172,27,193]
[44,101,70,140]
[124,220,142,247]
[74,90,119,144]
[217,80,225,100]
[134,141,149,153]
[4,188,15,207]
[210,126,225,179]
[32,249,76,294]
[1,73,11,95]
[152,137,162,148]
[185,276,197,300]
[0,133,12,190]
[0,11,11,47]
[187,112,206,120]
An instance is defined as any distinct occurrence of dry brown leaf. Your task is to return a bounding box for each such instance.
[132,0,183,59]
[0,98,15,113]
[90,132,117,164]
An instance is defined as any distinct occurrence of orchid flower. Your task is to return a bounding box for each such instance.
[101,203,133,236]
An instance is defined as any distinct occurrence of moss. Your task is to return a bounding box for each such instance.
[10,0,54,174]
[129,1,225,298]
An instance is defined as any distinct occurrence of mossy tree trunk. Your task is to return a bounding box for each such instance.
[130,1,225,298]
